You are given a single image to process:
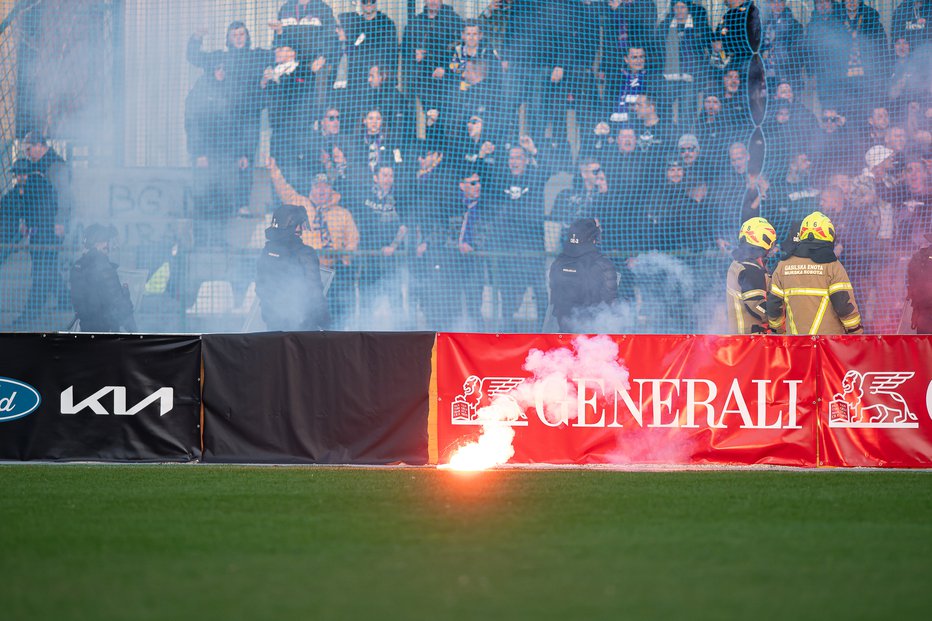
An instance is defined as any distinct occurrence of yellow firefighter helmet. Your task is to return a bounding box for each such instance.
[738,217,777,250]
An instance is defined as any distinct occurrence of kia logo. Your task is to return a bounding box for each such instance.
[0,377,42,422]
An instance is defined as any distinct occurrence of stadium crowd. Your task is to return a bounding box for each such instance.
[3,0,932,334]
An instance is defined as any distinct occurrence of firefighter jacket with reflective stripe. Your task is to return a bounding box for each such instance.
[726,259,770,334]
[767,256,863,335]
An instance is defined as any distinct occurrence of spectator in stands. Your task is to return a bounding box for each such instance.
[906,225,932,333]
[507,0,591,148]
[632,94,669,167]
[337,0,399,94]
[601,45,652,131]
[409,147,452,327]
[695,92,731,164]
[431,168,491,330]
[892,0,932,50]
[489,145,549,332]
[0,160,30,266]
[599,0,659,84]
[20,131,71,221]
[677,133,710,193]
[897,158,932,243]
[719,68,750,131]
[402,0,464,113]
[351,107,404,188]
[451,113,499,179]
[760,0,806,91]
[312,102,352,196]
[9,155,62,330]
[836,0,889,117]
[448,20,500,84]
[703,23,734,89]
[261,40,315,187]
[812,105,855,176]
[766,81,819,160]
[849,145,902,332]
[657,1,711,125]
[70,224,137,333]
[269,0,339,73]
[549,218,618,332]
[806,0,848,108]
[256,204,330,331]
[187,22,271,212]
[447,59,501,136]
[727,217,777,334]
[857,105,891,157]
[268,159,359,327]
[719,0,760,70]
[605,126,645,212]
[712,142,752,224]
[764,151,821,245]
[185,62,236,246]
[352,163,408,316]
[553,158,613,237]
[354,66,414,147]
[478,0,515,60]
[768,211,864,335]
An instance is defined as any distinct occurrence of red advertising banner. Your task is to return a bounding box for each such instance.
[818,336,932,468]
[436,333,820,467]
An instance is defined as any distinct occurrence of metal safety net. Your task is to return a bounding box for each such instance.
[0,1,929,334]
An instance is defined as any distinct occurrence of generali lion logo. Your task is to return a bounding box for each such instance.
[829,371,919,428]
[451,375,527,426]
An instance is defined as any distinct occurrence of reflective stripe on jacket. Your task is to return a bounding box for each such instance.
[767,256,862,335]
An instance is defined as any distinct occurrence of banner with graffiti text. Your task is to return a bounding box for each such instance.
[437,333,820,467]
[819,336,932,468]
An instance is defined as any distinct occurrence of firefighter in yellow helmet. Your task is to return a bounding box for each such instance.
[727,217,777,334]
[767,211,864,335]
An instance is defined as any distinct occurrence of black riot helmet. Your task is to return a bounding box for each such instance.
[271,204,309,234]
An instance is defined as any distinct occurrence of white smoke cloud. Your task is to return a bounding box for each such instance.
[445,334,631,470]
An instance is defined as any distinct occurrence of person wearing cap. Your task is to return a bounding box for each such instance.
[268,158,359,326]
[727,217,777,334]
[256,204,330,331]
[767,211,864,335]
[69,225,137,333]
[548,218,618,332]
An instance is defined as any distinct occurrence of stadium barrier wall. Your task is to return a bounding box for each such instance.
[200,331,435,464]
[0,334,202,461]
[436,333,932,468]
[2,332,929,467]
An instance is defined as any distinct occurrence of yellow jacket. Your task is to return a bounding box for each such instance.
[269,166,359,268]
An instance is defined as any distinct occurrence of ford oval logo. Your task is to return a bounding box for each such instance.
[0,377,42,422]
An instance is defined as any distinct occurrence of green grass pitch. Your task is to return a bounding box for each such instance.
[1,466,930,620]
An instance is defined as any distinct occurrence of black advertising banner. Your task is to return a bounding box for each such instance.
[0,334,201,461]
[202,332,435,464]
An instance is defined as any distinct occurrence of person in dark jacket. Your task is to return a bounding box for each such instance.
[70,224,137,332]
[402,0,464,112]
[185,63,237,245]
[906,227,932,333]
[549,218,618,332]
[187,22,272,210]
[270,0,339,70]
[338,0,400,94]
[256,204,330,331]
